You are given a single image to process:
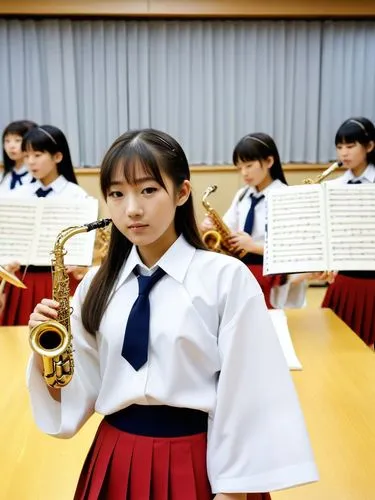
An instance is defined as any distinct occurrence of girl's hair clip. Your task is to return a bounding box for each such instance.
[38,127,57,144]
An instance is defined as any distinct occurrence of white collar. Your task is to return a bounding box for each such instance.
[33,175,69,194]
[247,178,285,197]
[12,165,29,175]
[342,164,375,183]
[115,234,196,291]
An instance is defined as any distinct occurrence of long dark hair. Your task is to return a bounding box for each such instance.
[335,117,375,165]
[2,120,37,174]
[232,132,288,185]
[22,125,78,184]
[82,128,205,334]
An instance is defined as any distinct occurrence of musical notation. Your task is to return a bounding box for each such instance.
[0,198,99,266]
[264,183,375,274]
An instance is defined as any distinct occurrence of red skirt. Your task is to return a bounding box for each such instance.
[247,264,286,310]
[0,269,79,326]
[322,274,375,345]
[75,419,271,500]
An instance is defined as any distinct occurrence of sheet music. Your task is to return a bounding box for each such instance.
[0,198,99,266]
[326,183,375,271]
[264,185,328,274]
[0,200,38,265]
[33,198,99,266]
[268,309,302,370]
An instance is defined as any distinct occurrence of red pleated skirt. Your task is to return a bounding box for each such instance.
[322,274,375,346]
[0,270,79,326]
[247,264,286,310]
[75,419,271,500]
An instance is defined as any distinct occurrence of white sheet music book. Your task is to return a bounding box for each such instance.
[268,309,302,371]
[0,197,99,266]
[264,183,375,275]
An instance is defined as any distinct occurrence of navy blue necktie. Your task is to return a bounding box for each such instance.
[10,170,28,189]
[122,267,166,370]
[347,179,362,184]
[35,187,53,197]
[243,194,265,235]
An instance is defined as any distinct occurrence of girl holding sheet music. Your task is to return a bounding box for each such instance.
[201,133,307,309]
[0,125,89,326]
[0,120,37,194]
[322,117,375,346]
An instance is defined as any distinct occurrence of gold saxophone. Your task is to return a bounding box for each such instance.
[202,185,247,259]
[303,161,343,184]
[29,218,112,388]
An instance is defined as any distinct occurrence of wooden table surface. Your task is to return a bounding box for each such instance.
[1,309,374,500]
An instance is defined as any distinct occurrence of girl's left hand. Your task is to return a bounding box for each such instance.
[226,231,255,253]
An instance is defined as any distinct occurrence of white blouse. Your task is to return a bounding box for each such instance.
[27,235,318,494]
[4,175,88,199]
[223,179,287,243]
[328,163,375,184]
[0,166,34,195]
[222,180,306,309]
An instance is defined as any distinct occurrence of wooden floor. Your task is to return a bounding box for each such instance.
[2,285,375,500]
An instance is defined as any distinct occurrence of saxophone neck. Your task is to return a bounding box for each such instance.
[202,185,218,211]
[303,161,343,184]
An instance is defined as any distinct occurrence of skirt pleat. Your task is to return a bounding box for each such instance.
[129,433,153,499]
[246,264,286,310]
[151,439,170,500]
[106,430,135,500]
[0,270,80,326]
[322,274,375,345]
[74,420,271,500]
[247,264,273,309]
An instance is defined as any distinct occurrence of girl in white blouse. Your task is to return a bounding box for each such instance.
[201,133,307,309]
[1,125,88,326]
[28,129,318,500]
[322,117,375,346]
[0,120,37,194]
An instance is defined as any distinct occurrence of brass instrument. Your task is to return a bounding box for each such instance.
[303,161,343,184]
[0,265,26,289]
[29,218,112,388]
[202,185,247,259]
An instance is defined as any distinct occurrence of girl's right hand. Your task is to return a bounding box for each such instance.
[29,299,59,330]
[200,215,214,232]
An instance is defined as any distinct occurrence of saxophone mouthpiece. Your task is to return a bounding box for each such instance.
[85,218,112,232]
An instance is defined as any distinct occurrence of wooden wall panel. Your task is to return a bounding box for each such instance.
[0,0,374,17]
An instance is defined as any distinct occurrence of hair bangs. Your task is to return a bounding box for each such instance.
[2,120,37,140]
[232,137,266,165]
[100,138,166,197]
[335,120,370,146]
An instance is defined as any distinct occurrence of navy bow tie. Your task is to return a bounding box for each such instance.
[122,267,166,370]
[35,187,53,197]
[10,170,28,190]
[243,193,265,235]
[347,179,362,185]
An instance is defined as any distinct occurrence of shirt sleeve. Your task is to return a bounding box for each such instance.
[26,268,101,438]
[207,264,318,493]
[270,278,308,309]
